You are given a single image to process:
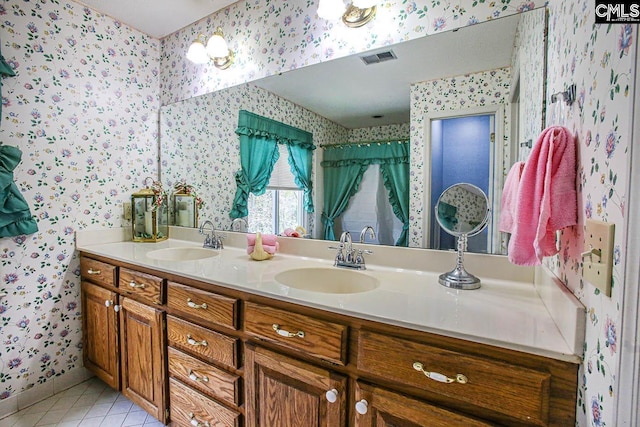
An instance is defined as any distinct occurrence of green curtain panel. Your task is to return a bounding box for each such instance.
[230,110,315,218]
[0,145,38,237]
[321,141,409,244]
[1,50,16,123]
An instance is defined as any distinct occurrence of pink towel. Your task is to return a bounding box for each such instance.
[246,233,278,246]
[246,243,279,255]
[506,126,577,265]
[283,228,300,237]
[498,161,525,233]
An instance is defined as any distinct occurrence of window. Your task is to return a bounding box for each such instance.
[248,144,308,234]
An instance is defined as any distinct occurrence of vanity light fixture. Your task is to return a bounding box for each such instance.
[317,0,378,28]
[186,27,234,69]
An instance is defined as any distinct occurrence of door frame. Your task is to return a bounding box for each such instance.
[614,39,639,427]
[422,104,506,251]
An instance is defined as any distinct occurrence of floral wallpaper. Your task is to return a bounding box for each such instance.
[543,1,635,425]
[347,123,409,142]
[0,0,160,406]
[0,0,635,426]
[511,7,547,162]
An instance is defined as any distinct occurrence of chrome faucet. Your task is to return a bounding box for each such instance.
[231,218,248,232]
[329,231,373,270]
[199,220,224,249]
[359,226,376,244]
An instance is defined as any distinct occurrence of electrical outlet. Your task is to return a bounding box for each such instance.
[582,219,614,297]
[123,202,132,220]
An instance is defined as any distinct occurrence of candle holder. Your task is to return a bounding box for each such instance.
[132,177,169,242]
[171,182,204,228]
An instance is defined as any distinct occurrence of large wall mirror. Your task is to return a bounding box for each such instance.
[160,7,547,255]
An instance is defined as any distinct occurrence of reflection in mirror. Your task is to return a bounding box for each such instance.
[436,183,489,290]
[159,8,547,255]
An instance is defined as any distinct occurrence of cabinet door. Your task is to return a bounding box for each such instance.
[354,382,494,427]
[120,297,167,423]
[245,344,347,427]
[81,281,120,389]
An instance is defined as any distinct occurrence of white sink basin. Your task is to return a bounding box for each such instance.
[146,247,219,262]
[274,267,379,294]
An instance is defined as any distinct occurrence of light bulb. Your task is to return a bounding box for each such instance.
[186,39,208,64]
[206,29,229,58]
[317,0,346,20]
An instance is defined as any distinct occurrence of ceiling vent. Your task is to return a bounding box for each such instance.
[360,50,397,65]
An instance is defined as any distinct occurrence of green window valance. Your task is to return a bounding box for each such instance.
[235,110,315,150]
[321,141,408,168]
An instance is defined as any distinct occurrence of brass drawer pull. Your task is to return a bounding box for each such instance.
[188,412,210,427]
[187,298,208,310]
[413,362,468,384]
[186,334,208,347]
[129,280,146,289]
[188,369,209,383]
[87,268,101,275]
[272,323,305,338]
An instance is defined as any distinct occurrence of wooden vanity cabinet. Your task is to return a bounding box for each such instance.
[244,344,348,427]
[81,281,120,389]
[119,297,167,422]
[79,253,579,427]
[80,256,168,424]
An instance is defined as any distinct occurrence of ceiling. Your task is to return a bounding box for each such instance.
[76,0,238,38]
[255,14,519,128]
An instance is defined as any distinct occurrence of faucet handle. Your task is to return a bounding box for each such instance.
[329,244,345,263]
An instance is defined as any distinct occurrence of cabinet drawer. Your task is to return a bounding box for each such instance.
[167,282,239,330]
[80,257,116,288]
[244,302,348,365]
[357,330,551,426]
[169,378,240,427]
[355,381,494,427]
[119,268,163,305]
[168,347,240,406]
[167,315,238,368]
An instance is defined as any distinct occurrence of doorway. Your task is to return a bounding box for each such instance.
[429,114,495,253]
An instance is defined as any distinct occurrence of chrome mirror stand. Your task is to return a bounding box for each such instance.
[438,233,481,290]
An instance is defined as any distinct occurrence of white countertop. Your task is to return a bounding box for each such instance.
[76,229,584,363]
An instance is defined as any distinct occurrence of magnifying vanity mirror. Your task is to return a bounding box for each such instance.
[435,183,490,290]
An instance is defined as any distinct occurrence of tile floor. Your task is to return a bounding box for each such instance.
[0,377,164,427]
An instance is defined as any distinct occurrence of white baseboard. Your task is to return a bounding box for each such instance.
[0,367,94,419]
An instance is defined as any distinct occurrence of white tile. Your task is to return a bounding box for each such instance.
[36,408,67,425]
[78,417,105,427]
[61,406,91,421]
[84,403,112,419]
[73,395,100,408]
[142,420,164,427]
[122,410,148,426]
[22,397,56,415]
[53,395,81,409]
[57,421,81,427]
[100,412,127,426]
[54,369,94,395]
[11,412,47,427]
[0,414,20,427]
[17,382,54,410]
[107,401,132,415]
[0,395,18,421]
[94,391,119,406]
